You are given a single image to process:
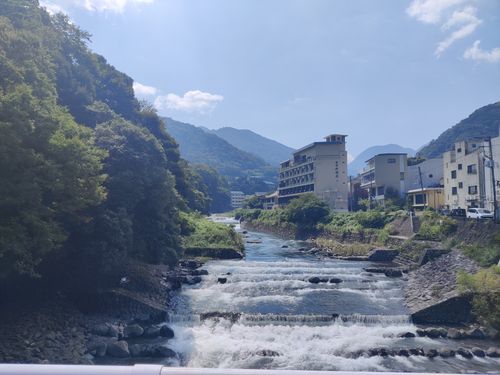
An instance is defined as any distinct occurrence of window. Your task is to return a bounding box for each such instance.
[458,164,462,170]
[452,187,458,195]
[400,172,405,180]
[457,147,462,153]
[451,170,457,179]
[387,158,396,164]
[415,194,426,204]
[467,164,477,174]
[468,185,478,194]
[458,182,463,189]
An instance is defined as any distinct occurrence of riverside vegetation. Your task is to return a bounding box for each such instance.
[0,1,242,364]
[235,193,500,331]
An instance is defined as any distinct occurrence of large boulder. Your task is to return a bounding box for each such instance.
[447,328,464,339]
[159,325,175,339]
[486,347,500,357]
[329,278,343,284]
[123,324,144,338]
[471,347,485,357]
[143,325,161,338]
[465,327,485,339]
[90,324,110,336]
[106,341,130,358]
[456,347,473,359]
[439,348,455,358]
[217,277,227,284]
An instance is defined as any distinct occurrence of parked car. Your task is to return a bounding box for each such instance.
[466,208,494,219]
[450,208,466,217]
[439,208,451,216]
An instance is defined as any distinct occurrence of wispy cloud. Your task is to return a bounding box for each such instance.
[41,0,155,13]
[407,0,499,61]
[406,0,468,24]
[435,7,481,56]
[154,90,224,114]
[133,82,158,96]
[464,40,500,63]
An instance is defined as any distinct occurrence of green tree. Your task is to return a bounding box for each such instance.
[285,194,331,229]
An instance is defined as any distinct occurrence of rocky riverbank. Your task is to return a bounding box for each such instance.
[0,259,209,365]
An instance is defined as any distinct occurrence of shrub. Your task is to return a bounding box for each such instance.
[457,266,500,330]
[462,244,500,267]
[417,212,457,240]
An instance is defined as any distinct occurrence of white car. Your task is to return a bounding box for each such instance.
[466,208,494,219]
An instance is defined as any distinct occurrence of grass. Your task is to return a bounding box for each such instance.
[314,237,374,256]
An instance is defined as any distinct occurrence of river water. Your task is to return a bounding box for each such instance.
[168,220,499,373]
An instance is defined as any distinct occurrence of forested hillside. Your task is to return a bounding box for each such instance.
[0,1,227,294]
[164,118,277,190]
[418,102,500,158]
[211,127,294,166]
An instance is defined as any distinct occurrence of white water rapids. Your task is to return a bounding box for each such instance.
[166,221,499,373]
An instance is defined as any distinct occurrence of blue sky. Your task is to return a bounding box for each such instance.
[41,0,500,158]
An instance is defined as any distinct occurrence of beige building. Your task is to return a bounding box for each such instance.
[443,140,492,210]
[230,191,245,209]
[407,187,444,210]
[360,153,408,202]
[278,134,349,211]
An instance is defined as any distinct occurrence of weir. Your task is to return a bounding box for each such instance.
[165,227,499,373]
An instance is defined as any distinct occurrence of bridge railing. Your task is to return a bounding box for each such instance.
[0,364,465,375]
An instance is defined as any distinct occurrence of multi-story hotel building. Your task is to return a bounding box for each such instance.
[278,134,348,211]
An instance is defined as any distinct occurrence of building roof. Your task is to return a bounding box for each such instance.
[365,153,408,163]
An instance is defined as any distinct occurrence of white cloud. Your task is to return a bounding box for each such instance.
[435,16,481,56]
[407,0,490,58]
[133,82,158,96]
[79,0,154,12]
[40,1,67,15]
[154,90,224,114]
[43,0,154,13]
[406,0,468,24]
[464,40,500,63]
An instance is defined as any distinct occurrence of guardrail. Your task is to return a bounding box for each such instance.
[0,365,466,375]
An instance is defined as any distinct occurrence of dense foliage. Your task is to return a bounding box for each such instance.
[416,211,457,241]
[180,212,243,251]
[461,233,500,267]
[418,101,500,158]
[0,1,217,292]
[458,266,500,330]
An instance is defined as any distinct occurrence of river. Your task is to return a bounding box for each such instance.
[167,220,499,373]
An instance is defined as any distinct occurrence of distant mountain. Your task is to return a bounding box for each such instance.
[348,144,416,176]
[164,118,276,182]
[210,127,294,166]
[418,102,500,158]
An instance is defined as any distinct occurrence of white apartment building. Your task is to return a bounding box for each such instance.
[278,134,349,211]
[230,191,245,209]
[360,153,408,202]
[443,140,492,210]
[407,158,444,191]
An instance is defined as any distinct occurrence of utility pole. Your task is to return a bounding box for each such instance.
[487,138,498,223]
[418,166,425,209]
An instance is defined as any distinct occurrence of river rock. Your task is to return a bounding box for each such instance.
[426,349,438,358]
[106,341,130,358]
[456,347,473,359]
[90,324,110,336]
[465,327,485,339]
[159,325,175,339]
[191,269,208,276]
[185,276,202,285]
[398,332,415,338]
[384,269,403,278]
[367,249,399,262]
[217,277,227,284]
[256,350,280,357]
[108,325,119,338]
[486,347,500,357]
[409,348,424,356]
[446,328,464,339]
[471,347,485,357]
[329,278,343,284]
[308,277,321,284]
[88,342,107,358]
[143,325,161,338]
[397,349,410,357]
[153,346,178,358]
[281,245,288,248]
[124,324,143,338]
[439,348,455,358]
